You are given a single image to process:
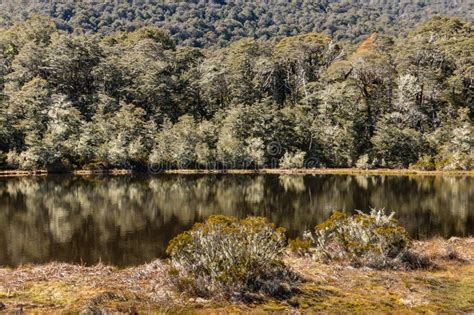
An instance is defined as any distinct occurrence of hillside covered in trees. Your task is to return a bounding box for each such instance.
[0,15,472,171]
[0,0,473,47]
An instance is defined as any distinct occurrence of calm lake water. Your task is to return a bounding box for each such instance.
[0,174,472,267]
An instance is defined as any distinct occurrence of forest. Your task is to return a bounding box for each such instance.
[0,15,472,171]
[0,0,472,47]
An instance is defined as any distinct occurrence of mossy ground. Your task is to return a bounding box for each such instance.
[1,238,473,313]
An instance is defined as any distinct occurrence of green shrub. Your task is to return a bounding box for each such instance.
[0,152,6,169]
[435,152,472,171]
[410,155,436,171]
[166,215,297,299]
[83,161,108,170]
[315,209,412,269]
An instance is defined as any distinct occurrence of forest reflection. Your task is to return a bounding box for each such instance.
[0,174,472,267]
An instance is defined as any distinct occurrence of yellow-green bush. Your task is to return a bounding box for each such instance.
[166,215,297,299]
[410,155,436,171]
[315,209,415,269]
[288,237,313,256]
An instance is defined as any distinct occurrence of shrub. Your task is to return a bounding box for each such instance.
[355,154,371,169]
[435,152,472,171]
[166,215,297,299]
[0,153,5,169]
[410,155,436,171]
[288,236,313,256]
[279,151,306,168]
[314,209,413,269]
[371,120,427,168]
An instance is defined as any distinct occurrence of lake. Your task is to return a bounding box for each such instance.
[0,174,472,267]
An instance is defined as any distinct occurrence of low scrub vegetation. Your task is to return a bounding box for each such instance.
[166,210,434,302]
[167,210,434,302]
[166,215,298,300]
[311,209,432,269]
[288,236,313,256]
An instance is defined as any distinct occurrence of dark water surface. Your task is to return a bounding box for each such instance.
[0,174,472,267]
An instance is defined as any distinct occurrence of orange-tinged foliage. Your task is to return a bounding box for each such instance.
[356,33,378,54]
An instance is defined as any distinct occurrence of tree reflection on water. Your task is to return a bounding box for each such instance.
[0,174,472,267]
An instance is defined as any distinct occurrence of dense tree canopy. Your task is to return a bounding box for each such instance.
[0,15,472,171]
[0,0,472,48]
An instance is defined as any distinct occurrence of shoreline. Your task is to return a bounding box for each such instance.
[0,168,472,177]
[0,237,473,313]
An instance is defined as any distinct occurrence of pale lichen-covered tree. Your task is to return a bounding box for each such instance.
[0,16,472,171]
[274,33,341,104]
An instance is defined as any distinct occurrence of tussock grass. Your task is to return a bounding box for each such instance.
[0,238,472,313]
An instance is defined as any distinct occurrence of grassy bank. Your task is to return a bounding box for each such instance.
[0,169,131,177]
[0,168,472,177]
[1,238,472,313]
[163,168,474,177]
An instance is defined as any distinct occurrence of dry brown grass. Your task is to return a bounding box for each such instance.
[164,168,474,177]
[1,168,472,177]
[0,170,48,177]
[0,238,473,313]
[412,237,473,263]
[0,260,179,313]
[205,238,474,313]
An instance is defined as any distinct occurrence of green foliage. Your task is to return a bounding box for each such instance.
[166,215,295,299]
[280,151,306,169]
[214,103,295,168]
[275,33,337,104]
[109,27,176,50]
[371,114,428,168]
[149,115,213,169]
[1,2,471,47]
[315,209,412,269]
[410,155,436,171]
[433,108,473,171]
[435,152,473,171]
[0,15,472,171]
